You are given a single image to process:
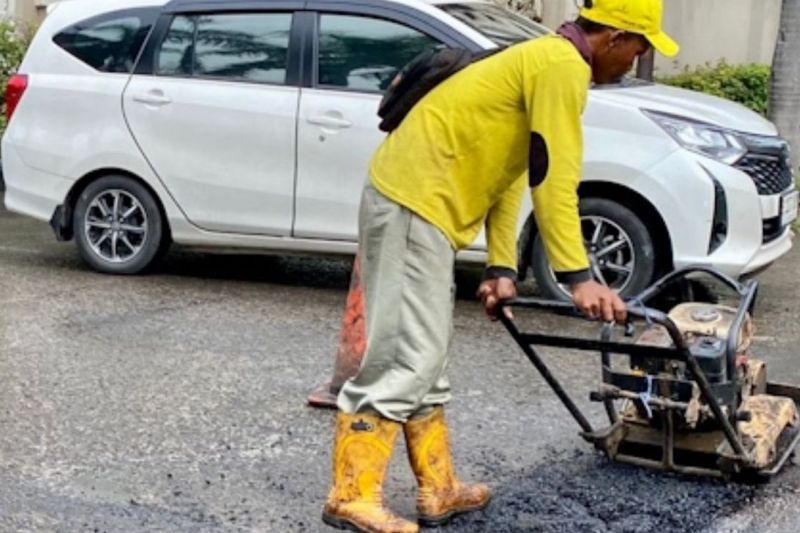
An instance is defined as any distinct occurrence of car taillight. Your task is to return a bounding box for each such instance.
[5,73,28,123]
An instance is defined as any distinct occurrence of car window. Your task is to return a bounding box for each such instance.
[53,9,157,73]
[157,13,292,84]
[317,14,442,92]
[439,3,549,46]
[158,15,195,76]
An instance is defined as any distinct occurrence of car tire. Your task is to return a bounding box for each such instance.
[73,175,168,274]
[531,198,656,300]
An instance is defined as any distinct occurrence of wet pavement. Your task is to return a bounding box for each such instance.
[1,203,799,532]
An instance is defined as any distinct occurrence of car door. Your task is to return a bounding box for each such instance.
[123,10,300,235]
[292,7,470,241]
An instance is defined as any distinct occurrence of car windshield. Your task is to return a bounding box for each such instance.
[438,2,550,46]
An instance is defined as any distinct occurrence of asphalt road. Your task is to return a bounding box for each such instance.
[1,203,799,533]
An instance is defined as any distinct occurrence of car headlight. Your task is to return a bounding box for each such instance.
[643,110,747,164]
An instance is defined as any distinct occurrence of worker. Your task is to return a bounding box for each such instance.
[322,1,679,531]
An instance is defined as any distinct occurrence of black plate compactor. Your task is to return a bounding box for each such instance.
[498,266,800,479]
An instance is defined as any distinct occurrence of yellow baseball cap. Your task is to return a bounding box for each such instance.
[580,0,679,57]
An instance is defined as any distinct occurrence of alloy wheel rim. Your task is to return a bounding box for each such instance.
[551,215,636,296]
[84,189,148,263]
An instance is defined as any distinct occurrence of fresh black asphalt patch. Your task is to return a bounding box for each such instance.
[450,448,765,533]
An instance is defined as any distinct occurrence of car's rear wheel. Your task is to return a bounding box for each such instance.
[531,198,656,300]
[73,175,168,274]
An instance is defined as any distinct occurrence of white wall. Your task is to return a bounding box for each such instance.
[0,0,13,19]
[1,0,58,22]
[656,0,781,74]
[539,0,580,31]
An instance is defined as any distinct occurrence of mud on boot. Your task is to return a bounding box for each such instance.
[404,407,491,527]
[323,411,419,533]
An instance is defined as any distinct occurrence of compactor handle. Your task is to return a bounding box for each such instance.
[496,264,759,355]
[495,298,685,348]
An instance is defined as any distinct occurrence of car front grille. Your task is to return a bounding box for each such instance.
[734,135,793,195]
[734,155,793,195]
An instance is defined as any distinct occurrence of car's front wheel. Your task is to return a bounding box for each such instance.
[73,175,168,274]
[531,198,656,300]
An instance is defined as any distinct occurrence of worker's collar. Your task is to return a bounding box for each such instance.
[556,22,593,67]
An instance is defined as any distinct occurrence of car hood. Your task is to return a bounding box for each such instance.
[591,81,777,136]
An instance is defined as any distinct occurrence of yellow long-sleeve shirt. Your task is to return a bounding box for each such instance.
[369,34,591,282]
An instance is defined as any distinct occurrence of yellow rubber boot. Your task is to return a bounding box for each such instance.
[404,407,491,527]
[323,412,419,533]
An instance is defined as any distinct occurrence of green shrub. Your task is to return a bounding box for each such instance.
[657,61,770,115]
[0,19,34,138]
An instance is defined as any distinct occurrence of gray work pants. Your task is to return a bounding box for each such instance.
[337,183,456,422]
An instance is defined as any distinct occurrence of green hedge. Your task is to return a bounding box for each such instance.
[657,61,770,116]
[0,20,33,138]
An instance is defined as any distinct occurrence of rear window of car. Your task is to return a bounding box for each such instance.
[53,8,158,73]
[438,2,549,46]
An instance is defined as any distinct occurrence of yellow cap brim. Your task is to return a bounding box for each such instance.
[646,31,680,57]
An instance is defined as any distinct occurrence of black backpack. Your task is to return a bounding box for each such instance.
[377,46,503,133]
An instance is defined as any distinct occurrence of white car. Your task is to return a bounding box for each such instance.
[2,0,797,298]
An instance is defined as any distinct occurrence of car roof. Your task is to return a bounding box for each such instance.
[50,0,490,13]
[43,0,494,52]
[162,0,490,10]
[48,0,492,18]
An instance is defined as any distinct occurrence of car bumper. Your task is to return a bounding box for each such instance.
[1,140,72,222]
[652,151,795,278]
[740,226,794,275]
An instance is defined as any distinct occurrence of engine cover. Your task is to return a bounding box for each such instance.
[667,303,754,353]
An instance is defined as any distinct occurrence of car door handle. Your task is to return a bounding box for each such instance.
[307,115,353,129]
[132,91,172,106]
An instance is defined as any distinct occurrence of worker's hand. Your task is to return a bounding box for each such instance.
[570,280,627,324]
[477,276,517,320]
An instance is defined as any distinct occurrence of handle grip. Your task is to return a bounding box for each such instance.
[496,297,683,349]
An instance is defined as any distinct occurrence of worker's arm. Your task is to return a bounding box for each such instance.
[526,59,591,283]
[479,175,526,320]
[484,174,527,280]
[524,56,626,324]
